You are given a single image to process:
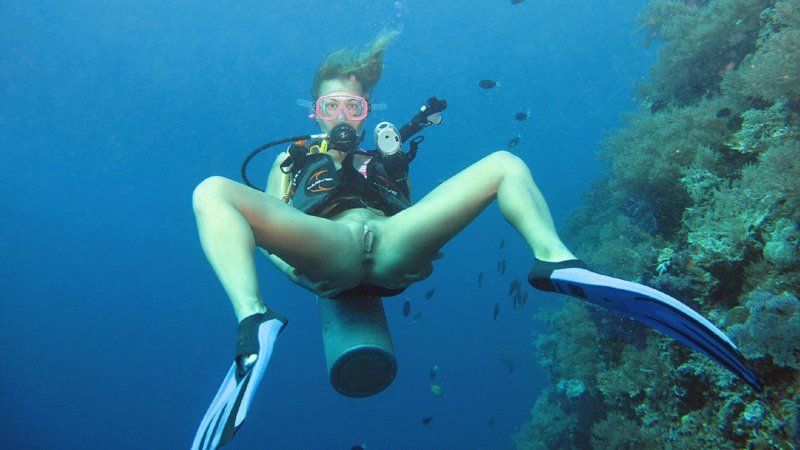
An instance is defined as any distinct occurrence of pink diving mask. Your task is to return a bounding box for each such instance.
[314,93,369,121]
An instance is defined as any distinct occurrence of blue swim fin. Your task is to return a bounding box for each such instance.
[529,259,763,392]
[192,310,288,450]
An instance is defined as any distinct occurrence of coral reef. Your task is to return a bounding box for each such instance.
[514,300,604,449]
[727,291,800,369]
[637,0,770,107]
[532,300,602,383]
[515,1,800,448]
[722,1,800,105]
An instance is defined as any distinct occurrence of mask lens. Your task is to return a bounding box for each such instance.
[316,95,367,120]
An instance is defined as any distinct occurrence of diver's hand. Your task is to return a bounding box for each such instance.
[400,251,443,284]
[382,252,443,288]
[264,252,343,296]
[401,267,432,284]
[286,252,444,295]
[289,269,345,298]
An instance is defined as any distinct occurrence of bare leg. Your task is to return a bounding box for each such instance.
[375,151,575,275]
[192,176,364,321]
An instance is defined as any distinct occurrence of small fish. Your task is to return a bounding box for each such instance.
[649,98,667,113]
[507,134,520,148]
[497,259,506,275]
[412,312,422,323]
[425,288,436,300]
[429,364,439,382]
[478,79,498,89]
[716,107,732,118]
[352,445,366,450]
[501,348,515,374]
[727,115,743,132]
[421,416,434,425]
[499,238,505,249]
[430,384,443,396]
[402,300,411,317]
[508,280,522,309]
[488,418,496,427]
[493,302,500,320]
[477,271,484,287]
[511,0,526,4]
[515,111,529,121]
[506,357,516,374]
[508,279,520,296]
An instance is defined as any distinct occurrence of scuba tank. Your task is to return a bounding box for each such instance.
[318,293,397,397]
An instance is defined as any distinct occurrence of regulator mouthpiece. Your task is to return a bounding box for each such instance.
[329,123,358,153]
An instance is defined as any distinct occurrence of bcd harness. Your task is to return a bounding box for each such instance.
[279,138,413,218]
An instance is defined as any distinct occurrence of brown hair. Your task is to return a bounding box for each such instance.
[311,30,400,99]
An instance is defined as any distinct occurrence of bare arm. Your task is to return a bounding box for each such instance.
[264,150,290,201]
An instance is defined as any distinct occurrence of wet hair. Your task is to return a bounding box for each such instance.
[311,30,400,99]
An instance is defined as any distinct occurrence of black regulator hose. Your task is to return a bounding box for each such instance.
[240,134,318,190]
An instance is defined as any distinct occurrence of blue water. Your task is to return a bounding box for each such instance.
[1,1,652,448]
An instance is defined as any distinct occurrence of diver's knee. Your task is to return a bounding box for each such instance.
[192,176,234,213]
[486,150,528,175]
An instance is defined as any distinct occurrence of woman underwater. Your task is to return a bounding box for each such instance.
[190,31,761,449]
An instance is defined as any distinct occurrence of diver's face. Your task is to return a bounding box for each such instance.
[315,78,368,134]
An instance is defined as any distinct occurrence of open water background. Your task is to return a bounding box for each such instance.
[1,1,652,448]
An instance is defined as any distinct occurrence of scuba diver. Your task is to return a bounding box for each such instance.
[191,30,762,449]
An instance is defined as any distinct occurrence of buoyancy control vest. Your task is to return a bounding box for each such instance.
[281,139,411,218]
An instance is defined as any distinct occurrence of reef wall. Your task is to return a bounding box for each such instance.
[514,1,799,448]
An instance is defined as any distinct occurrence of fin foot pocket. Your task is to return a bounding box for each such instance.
[528,259,589,292]
[192,310,288,450]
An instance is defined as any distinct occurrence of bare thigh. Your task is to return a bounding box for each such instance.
[371,151,521,279]
[206,176,368,285]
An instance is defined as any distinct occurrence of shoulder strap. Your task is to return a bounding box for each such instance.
[279,139,330,202]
